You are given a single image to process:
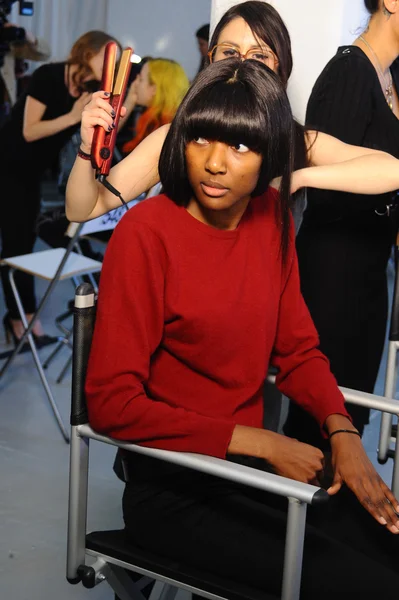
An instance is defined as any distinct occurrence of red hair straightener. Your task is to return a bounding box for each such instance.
[91,41,133,207]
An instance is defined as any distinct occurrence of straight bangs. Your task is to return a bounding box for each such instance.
[183,76,266,153]
[159,58,295,261]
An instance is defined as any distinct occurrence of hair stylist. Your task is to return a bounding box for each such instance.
[0,30,120,346]
[285,0,399,446]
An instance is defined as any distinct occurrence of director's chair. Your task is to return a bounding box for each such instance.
[68,283,399,600]
[67,283,329,600]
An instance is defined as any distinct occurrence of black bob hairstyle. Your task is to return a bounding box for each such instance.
[158,58,295,259]
[196,24,210,41]
[209,1,293,88]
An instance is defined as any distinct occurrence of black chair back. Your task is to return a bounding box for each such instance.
[71,283,96,427]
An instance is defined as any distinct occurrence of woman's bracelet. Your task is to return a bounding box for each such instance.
[329,428,361,440]
[77,147,91,161]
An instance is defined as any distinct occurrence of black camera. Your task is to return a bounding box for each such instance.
[0,1,33,23]
[0,24,25,43]
[0,1,34,67]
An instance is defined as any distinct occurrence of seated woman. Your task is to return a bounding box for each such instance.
[121,57,189,155]
[86,59,399,598]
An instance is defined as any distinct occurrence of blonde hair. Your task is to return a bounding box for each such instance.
[67,30,122,91]
[123,58,190,153]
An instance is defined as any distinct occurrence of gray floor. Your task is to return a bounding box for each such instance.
[0,240,397,599]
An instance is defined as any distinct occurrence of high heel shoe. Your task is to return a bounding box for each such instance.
[33,333,58,348]
[2,314,30,352]
[2,314,57,350]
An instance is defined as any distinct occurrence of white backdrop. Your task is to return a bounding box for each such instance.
[9,0,211,80]
[106,0,211,81]
[9,0,108,62]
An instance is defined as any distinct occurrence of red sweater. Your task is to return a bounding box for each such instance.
[86,191,349,457]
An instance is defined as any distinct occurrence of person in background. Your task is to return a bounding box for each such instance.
[122,58,189,155]
[0,22,51,126]
[196,23,210,73]
[115,57,152,154]
[0,30,120,347]
[284,0,399,447]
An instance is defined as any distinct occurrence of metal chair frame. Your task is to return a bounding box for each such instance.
[378,246,399,496]
[68,283,399,600]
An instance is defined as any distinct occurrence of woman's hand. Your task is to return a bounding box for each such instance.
[80,90,127,152]
[265,430,325,484]
[69,92,91,127]
[228,425,325,484]
[328,432,399,533]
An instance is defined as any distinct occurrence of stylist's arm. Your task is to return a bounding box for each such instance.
[23,92,90,142]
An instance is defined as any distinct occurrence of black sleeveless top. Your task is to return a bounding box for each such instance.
[302,45,399,226]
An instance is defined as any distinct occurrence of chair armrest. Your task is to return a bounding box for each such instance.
[77,424,328,506]
[266,374,399,416]
[339,386,399,415]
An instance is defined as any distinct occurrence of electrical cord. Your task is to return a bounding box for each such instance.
[98,174,129,211]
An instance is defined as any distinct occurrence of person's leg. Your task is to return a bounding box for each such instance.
[123,460,399,599]
[314,484,399,573]
[0,172,41,319]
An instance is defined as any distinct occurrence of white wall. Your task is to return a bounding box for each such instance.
[105,0,211,81]
[341,1,369,45]
[276,0,345,122]
[9,0,108,62]
[9,0,210,80]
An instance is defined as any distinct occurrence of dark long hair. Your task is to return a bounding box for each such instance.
[209,1,292,87]
[364,0,380,14]
[159,59,295,260]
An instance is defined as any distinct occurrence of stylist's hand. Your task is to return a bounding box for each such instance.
[265,430,325,484]
[328,429,399,534]
[79,91,127,151]
[69,92,91,127]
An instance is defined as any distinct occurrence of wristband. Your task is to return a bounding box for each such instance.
[329,428,361,440]
[77,147,91,161]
